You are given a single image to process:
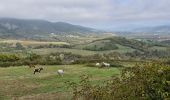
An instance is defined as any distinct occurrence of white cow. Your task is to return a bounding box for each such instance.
[57,69,64,77]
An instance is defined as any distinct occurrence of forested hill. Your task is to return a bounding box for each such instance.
[0,18,102,39]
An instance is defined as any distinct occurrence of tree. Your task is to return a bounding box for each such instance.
[15,42,24,50]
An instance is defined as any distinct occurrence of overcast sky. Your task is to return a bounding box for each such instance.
[0,0,170,30]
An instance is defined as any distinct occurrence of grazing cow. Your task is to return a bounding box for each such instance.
[34,67,43,74]
[57,69,64,77]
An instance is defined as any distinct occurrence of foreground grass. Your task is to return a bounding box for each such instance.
[0,65,120,100]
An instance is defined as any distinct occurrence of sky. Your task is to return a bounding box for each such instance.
[0,0,170,31]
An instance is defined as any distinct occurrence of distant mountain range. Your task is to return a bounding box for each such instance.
[133,25,170,33]
[1,18,170,39]
[116,25,170,37]
[0,18,102,39]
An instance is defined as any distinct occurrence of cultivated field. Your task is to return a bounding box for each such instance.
[0,40,70,46]
[0,65,120,100]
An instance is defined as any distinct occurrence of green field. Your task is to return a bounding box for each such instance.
[32,47,134,56]
[0,65,120,100]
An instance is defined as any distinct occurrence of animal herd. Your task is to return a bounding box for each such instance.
[28,62,109,76]
[96,62,110,68]
[28,64,64,76]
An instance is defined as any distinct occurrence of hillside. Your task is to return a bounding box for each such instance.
[73,37,153,51]
[134,25,170,33]
[73,39,118,51]
[161,40,170,45]
[0,18,102,39]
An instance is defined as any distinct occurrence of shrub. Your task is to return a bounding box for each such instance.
[68,63,170,100]
[15,42,25,50]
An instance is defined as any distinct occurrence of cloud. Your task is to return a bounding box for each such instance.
[0,0,111,21]
[0,0,169,29]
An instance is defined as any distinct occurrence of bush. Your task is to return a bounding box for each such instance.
[0,54,20,62]
[16,42,25,50]
[68,63,170,100]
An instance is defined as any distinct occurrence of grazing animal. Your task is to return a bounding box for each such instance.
[57,69,64,76]
[33,67,43,74]
[96,63,100,66]
[101,62,110,67]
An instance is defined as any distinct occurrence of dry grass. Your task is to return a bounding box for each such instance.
[12,92,71,100]
[0,40,70,46]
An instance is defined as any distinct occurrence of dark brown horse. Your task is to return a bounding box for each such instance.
[33,67,43,74]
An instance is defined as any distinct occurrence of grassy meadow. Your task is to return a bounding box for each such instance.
[0,65,120,100]
[32,46,134,56]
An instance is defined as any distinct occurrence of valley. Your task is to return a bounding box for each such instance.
[0,18,169,100]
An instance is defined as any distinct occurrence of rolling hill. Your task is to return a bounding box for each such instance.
[73,37,153,51]
[0,18,102,39]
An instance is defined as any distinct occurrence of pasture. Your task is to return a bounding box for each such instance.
[0,65,120,100]
[32,47,134,56]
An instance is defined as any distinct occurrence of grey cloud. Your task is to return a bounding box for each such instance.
[0,0,111,22]
[0,0,169,29]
